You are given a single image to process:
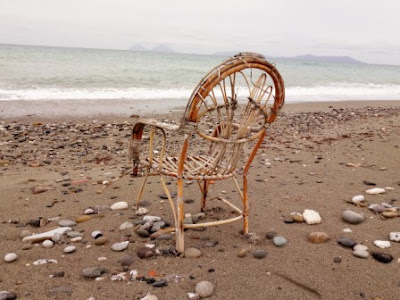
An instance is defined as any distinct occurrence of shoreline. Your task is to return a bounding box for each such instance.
[1,99,400,121]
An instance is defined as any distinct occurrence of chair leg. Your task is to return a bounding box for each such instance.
[135,174,149,209]
[176,176,185,253]
[242,174,249,234]
[201,180,209,212]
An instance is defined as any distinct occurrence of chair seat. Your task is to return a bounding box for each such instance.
[141,155,235,180]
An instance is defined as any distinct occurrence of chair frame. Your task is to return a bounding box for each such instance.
[129,53,285,253]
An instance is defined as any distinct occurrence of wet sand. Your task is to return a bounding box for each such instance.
[0,100,399,300]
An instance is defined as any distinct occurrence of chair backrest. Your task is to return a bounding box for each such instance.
[182,53,285,176]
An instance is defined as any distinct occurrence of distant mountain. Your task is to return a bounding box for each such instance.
[150,44,175,53]
[128,43,146,52]
[284,54,365,64]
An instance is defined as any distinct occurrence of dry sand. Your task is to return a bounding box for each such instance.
[0,100,400,300]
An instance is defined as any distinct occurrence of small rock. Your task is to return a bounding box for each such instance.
[110,201,128,210]
[152,280,168,287]
[290,212,304,223]
[353,248,369,259]
[253,249,267,259]
[368,204,387,213]
[76,215,92,223]
[333,256,342,263]
[137,247,156,259]
[136,227,150,238]
[48,286,72,296]
[4,253,17,263]
[91,231,103,239]
[136,207,149,215]
[266,231,277,239]
[140,294,158,300]
[111,241,129,252]
[373,240,391,249]
[195,281,214,298]
[156,234,173,241]
[273,236,288,247]
[42,240,54,248]
[58,220,76,227]
[365,188,385,194]
[50,271,65,278]
[82,266,108,278]
[67,231,83,238]
[119,222,133,230]
[351,195,365,204]
[22,244,32,250]
[303,209,322,225]
[185,248,202,258]
[389,232,400,242]
[118,255,134,266]
[363,180,376,186]
[63,245,76,254]
[381,211,399,218]
[309,232,330,244]
[342,210,365,224]
[371,252,393,264]
[338,237,357,248]
[0,291,17,300]
[94,236,108,246]
[143,216,161,222]
[237,248,248,258]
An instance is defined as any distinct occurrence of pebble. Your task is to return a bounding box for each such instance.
[58,219,76,227]
[67,231,83,238]
[333,256,342,263]
[253,249,267,259]
[290,212,304,223]
[373,240,391,249]
[365,187,385,194]
[119,255,135,266]
[48,286,73,296]
[42,240,54,248]
[136,207,149,215]
[0,291,17,300]
[337,237,358,248]
[237,248,248,258]
[342,210,365,224]
[353,248,369,259]
[195,281,214,298]
[389,232,400,242]
[82,266,108,278]
[63,245,76,254]
[152,280,168,287]
[137,247,156,259]
[111,241,129,252]
[110,201,129,210]
[368,204,387,213]
[76,215,92,223]
[140,295,158,300]
[351,195,365,204]
[94,236,108,245]
[185,248,202,258]
[4,252,18,263]
[303,209,322,225]
[273,236,288,247]
[91,231,103,239]
[119,222,133,230]
[266,231,277,239]
[381,211,399,218]
[22,244,32,250]
[136,227,150,238]
[143,216,161,222]
[309,232,330,243]
[157,234,173,241]
[19,230,32,238]
[371,252,393,264]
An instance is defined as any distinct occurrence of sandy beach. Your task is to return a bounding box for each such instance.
[1,99,400,300]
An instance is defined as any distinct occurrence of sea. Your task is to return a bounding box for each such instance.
[1,44,400,104]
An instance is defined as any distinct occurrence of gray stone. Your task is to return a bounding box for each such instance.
[48,286,72,296]
[273,236,288,247]
[58,219,76,227]
[137,247,156,259]
[136,227,150,238]
[266,231,277,239]
[337,237,357,248]
[195,281,214,298]
[67,231,83,238]
[156,234,173,241]
[111,241,129,252]
[118,255,134,266]
[253,249,267,259]
[82,266,108,278]
[185,248,202,258]
[342,210,365,224]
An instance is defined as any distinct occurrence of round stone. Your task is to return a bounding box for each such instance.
[42,239,54,248]
[253,249,267,259]
[184,248,202,258]
[58,219,77,227]
[67,231,83,238]
[4,252,18,263]
[237,248,248,258]
[137,247,156,259]
[351,195,365,204]
[309,232,330,244]
[389,232,400,242]
[119,255,135,266]
[19,230,32,239]
[111,241,129,252]
[63,245,76,254]
[342,210,365,224]
[91,230,102,239]
[195,281,214,298]
[94,236,108,245]
[273,236,288,247]
[110,201,129,210]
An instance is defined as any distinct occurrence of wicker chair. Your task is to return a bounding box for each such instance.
[129,52,285,253]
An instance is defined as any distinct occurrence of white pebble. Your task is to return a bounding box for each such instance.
[42,240,54,248]
[91,231,102,238]
[351,195,365,204]
[389,232,400,242]
[195,281,214,298]
[110,201,128,210]
[119,222,133,230]
[111,241,129,252]
[143,216,161,222]
[373,240,391,249]
[141,295,158,300]
[365,187,385,194]
[302,209,322,225]
[136,207,149,215]
[63,245,76,254]
[4,252,18,263]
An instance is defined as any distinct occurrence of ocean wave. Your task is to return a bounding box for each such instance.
[0,83,400,102]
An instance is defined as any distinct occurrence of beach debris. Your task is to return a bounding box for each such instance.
[110,201,128,210]
[389,232,400,242]
[371,252,393,264]
[303,209,322,225]
[111,241,129,252]
[195,281,214,298]
[187,293,200,300]
[22,227,72,243]
[252,249,267,259]
[363,180,376,186]
[373,240,391,249]
[308,232,330,244]
[342,210,365,224]
[184,248,202,258]
[4,252,18,263]
[273,236,288,247]
[365,187,385,195]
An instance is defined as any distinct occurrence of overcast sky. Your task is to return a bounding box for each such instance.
[1,0,399,65]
